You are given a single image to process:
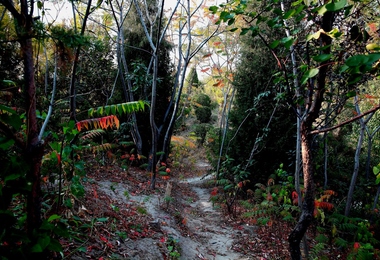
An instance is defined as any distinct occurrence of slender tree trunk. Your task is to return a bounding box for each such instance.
[69,0,93,121]
[344,96,373,216]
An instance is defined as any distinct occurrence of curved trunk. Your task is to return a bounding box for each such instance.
[288,123,315,259]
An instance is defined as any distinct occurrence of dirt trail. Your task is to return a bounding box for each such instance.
[96,162,252,260]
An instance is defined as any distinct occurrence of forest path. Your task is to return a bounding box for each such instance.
[91,160,253,260]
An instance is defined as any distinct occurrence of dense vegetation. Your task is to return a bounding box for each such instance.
[1,0,380,259]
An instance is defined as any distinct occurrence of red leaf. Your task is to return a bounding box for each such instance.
[354,242,361,251]
[99,235,108,243]
[292,191,298,200]
[56,153,61,165]
[76,122,82,132]
[211,187,218,196]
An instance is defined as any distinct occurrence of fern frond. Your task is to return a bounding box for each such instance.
[81,129,106,140]
[309,242,328,260]
[334,237,349,248]
[315,234,329,244]
[83,143,115,153]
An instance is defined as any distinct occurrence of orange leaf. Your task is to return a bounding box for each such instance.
[213,41,222,46]
[113,115,120,129]
[201,68,210,73]
[202,53,212,58]
[101,117,107,129]
[324,190,337,196]
[182,218,187,225]
[368,23,377,33]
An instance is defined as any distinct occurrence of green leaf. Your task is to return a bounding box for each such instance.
[283,37,295,50]
[47,238,63,252]
[4,173,21,183]
[283,9,296,19]
[96,106,103,116]
[0,138,14,150]
[269,40,280,49]
[312,54,332,62]
[346,91,357,98]
[348,74,362,85]
[104,105,110,115]
[325,0,347,12]
[345,55,369,67]
[2,80,16,86]
[48,214,61,222]
[96,217,109,222]
[301,68,319,85]
[241,28,250,35]
[88,108,94,117]
[209,6,218,13]
[117,104,123,116]
[111,105,117,115]
[220,11,234,22]
[366,53,380,64]
[31,244,43,252]
[0,104,16,114]
[374,166,380,175]
[121,103,127,114]
[291,0,303,6]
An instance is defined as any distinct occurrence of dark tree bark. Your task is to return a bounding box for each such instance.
[0,0,45,233]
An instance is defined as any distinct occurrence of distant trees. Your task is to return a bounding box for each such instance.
[228,36,296,182]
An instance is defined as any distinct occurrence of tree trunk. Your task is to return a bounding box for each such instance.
[69,0,93,121]
[288,9,335,259]
[18,12,44,234]
[288,123,315,259]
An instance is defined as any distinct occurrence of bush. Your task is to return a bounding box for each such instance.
[195,106,212,123]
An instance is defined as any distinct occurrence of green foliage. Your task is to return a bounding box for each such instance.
[193,123,211,146]
[194,106,212,123]
[88,100,147,118]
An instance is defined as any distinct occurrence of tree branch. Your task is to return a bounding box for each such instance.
[310,104,380,135]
